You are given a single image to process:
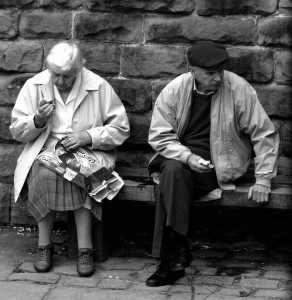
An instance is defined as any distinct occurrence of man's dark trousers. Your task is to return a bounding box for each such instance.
[152,154,218,260]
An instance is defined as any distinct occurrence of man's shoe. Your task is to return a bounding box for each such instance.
[77,248,95,277]
[170,245,193,272]
[34,244,54,272]
[146,262,185,287]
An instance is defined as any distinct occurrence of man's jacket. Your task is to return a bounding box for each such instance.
[10,67,130,202]
[148,71,279,190]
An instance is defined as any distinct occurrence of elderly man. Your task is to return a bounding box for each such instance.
[146,40,279,286]
[10,41,130,277]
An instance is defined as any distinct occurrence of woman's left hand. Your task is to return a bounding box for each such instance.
[61,132,92,150]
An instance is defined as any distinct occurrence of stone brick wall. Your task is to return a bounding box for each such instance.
[0,0,291,225]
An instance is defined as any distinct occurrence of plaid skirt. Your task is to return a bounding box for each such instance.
[27,160,101,222]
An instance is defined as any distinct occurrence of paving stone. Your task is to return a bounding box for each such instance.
[0,10,18,38]
[196,0,278,15]
[239,278,279,289]
[18,262,38,273]
[96,270,134,280]
[233,251,267,261]
[192,249,228,259]
[197,267,218,276]
[0,281,51,300]
[193,275,235,287]
[169,284,192,293]
[168,294,192,300]
[131,281,171,292]
[262,263,292,271]
[19,10,71,39]
[98,277,132,290]
[216,287,254,297]
[60,275,98,288]
[0,0,36,8]
[263,270,292,280]
[193,285,218,294]
[190,259,211,268]
[9,272,60,284]
[74,12,143,42]
[223,261,259,269]
[240,270,262,278]
[83,0,196,14]
[106,262,146,271]
[255,289,291,298]
[258,15,291,47]
[52,257,78,276]
[38,0,83,9]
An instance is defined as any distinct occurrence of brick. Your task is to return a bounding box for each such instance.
[280,0,292,9]
[240,278,279,289]
[83,0,196,14]
[74,12,143,42]
[121,45,187,79]
[126,113,151,145]
[0,143,24,181]
[151,80,171,105]
[253,84,292,118]
[0,183,11,224]
[11,195,36,226]
[274,50,292,84]
[98,278,132,289]
[0,107,13,142]
[116,150,153,172]
[225,46,273,83]
[9,272,60,284]
[79,42,120,76]
[0,0,36,8]
[0,41,43,73]
[196,0,278,15]
[145,15,256,45]
[255,289,291,298]
[0,74,34,106]
[0,10,18,38]
[0,281,51,299]
[280,121,292,156]
[276,156,292,185]
[258,15,292,47]
[20,10,71,39]
[38,0,83,8]
[107,78,152,113]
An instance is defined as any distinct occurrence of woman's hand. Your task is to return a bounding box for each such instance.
[34,100,55,128]
[61,132,92,150]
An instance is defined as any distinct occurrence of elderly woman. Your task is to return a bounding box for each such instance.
[10,41,130,277]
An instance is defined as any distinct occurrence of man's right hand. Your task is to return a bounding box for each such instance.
[34,100,55,128]
[187,154,213,173]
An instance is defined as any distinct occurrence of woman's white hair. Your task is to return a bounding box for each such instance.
[46,41,85,72]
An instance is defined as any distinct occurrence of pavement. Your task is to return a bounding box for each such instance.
[0,225,292,300]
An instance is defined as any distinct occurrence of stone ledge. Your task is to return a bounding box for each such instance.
[116,180,292,210]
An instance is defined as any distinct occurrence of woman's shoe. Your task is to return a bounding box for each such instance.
[77,248,95,277]
[34,244,54,272]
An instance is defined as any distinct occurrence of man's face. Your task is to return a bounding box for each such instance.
[191,66,224,93]
[49,65,78,92]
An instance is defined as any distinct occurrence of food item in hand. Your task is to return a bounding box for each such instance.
[198,158,214,168]
[39,99,54,106]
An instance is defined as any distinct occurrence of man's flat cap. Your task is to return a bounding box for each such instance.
[187,40,229,70]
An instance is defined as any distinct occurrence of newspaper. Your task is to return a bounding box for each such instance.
[36,139,124,202]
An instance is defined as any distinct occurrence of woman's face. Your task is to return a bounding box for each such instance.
[49,65,79,92]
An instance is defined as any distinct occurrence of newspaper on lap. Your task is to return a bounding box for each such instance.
[36,138,124,202]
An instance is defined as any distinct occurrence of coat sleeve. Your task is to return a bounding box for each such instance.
[10,81,46,143]
[148,87,192,164]
[236,83,279,187]
[86,81,130,150]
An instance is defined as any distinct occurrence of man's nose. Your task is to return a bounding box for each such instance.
[213,72,221,82]
[57,76,64,85]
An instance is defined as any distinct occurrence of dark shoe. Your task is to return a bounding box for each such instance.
[77,248,95,277]
[34,244,54,272]
[170,245,193,272]
[146,261,185,287]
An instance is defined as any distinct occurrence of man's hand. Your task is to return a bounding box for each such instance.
[34,99,55,128]
[61,131,92,150]
[248,184,271,203]
[187,154,213,173]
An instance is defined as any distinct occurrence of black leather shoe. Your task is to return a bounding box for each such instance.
[146,262,185,287]
[170,244,193,272]
[77,248,95,277]
[34,244,54,272]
